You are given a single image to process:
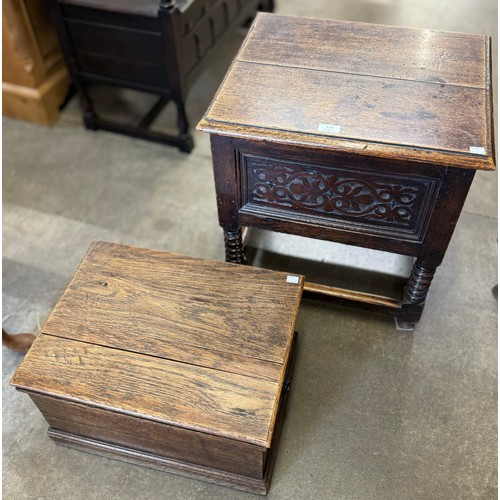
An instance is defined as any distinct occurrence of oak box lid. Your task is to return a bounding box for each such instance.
[11,241,304,447]
[198,13,495,171]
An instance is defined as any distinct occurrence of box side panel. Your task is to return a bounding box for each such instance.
[28,393,265,480]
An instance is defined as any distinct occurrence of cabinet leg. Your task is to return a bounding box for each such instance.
[394,313,420,332]
[396,262,437,330]
[83,110,99,130]
[175,99,194,153]
[224,229,246,264]
[80,85,99,130]
[175,99,189,136]
[403,262,437,305]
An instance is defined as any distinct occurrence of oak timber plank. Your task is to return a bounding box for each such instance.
[240,14,488,88]
[12,334,279,447]
[30,393,264,478]
[198,119,495,170]
[199,14,495,171]
[41,241,303,369]
[205,61,487,156]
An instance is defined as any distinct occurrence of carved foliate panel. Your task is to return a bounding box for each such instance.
[241,155,440,241]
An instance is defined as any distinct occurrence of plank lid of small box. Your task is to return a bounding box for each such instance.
[10,241,304,494]
[197,13,495,171]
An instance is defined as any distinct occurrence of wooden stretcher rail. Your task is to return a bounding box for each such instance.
[303,282,401,309]
[242,227,402,313]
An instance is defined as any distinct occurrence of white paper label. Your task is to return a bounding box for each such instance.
[286,275,300,284]
[318,123,341,134]
[469,146,486,155]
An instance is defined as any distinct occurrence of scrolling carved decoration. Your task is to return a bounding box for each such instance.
[244,156,439,237]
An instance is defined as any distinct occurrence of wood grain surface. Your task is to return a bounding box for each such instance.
[30,393,265,478]
[13,334,278,446]
[43,329,297,494]
[206,61,487,155]
[41,241,303,372]
[11,241,303,447]
[239,15,487,88]
[48,429,270,494]
[198,13,495,171]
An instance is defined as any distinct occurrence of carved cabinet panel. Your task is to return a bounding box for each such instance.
[180,0,260,78]
[240,154,441,243]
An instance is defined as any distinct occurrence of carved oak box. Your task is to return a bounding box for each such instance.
[10,241,303,495]
[197,13,495,329]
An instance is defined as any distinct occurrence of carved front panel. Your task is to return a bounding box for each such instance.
[241,155,440,241]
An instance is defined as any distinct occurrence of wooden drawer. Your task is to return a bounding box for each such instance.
[239,153,442,244]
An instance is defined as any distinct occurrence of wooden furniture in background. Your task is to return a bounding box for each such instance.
[3,0,70,124]
[46,0,274,153]
[2,328,36,352]
[198,13,496,329]
[11,241,303,494]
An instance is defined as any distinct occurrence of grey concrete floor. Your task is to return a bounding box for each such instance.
[3,1,497,499]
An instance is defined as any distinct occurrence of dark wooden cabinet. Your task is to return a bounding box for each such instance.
[198,13,496,329]
[11,241,303,494]
[46,0,274,152]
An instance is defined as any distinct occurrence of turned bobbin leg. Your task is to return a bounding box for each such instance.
[397,167,475,330]
[403,262,437,305]
[224,229,246,264]
[396,261,437,330]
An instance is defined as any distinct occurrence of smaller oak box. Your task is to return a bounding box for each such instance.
[11,241,304,494]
